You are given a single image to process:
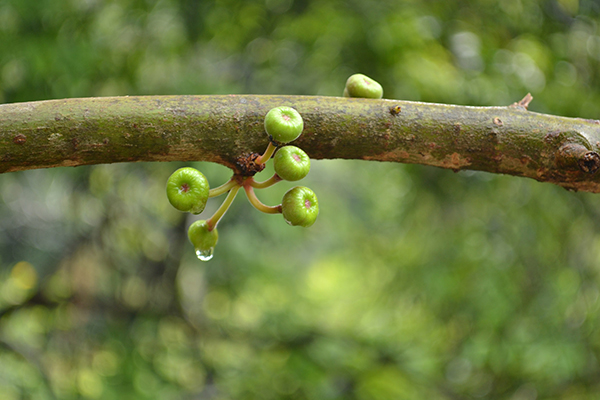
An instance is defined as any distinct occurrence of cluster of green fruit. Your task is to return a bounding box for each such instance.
[166,73,382,261]
[166,106,318,261]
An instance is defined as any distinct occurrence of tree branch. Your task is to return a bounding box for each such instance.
[1,94,600,192]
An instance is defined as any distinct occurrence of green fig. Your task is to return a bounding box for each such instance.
[166,167,209,214]
[281,186,319,227]
[345,73,383,99]
[264,106,304,144]
[188,220,218,261]
[273,146,311,181]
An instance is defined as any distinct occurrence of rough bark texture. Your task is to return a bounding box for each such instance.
[1,94,600,192]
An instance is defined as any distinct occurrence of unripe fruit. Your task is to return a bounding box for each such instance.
[264,106,304,144]
[188,220,218,261]
[344,73,383,99]
[166,167,210,214]
[281,186,319,227]
[273,146,311,181]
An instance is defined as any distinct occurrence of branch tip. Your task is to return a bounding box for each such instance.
[511,93,533,110]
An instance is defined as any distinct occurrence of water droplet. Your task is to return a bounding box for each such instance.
[195,247,214,261]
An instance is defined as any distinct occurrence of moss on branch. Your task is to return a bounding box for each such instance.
[1,95,600,192]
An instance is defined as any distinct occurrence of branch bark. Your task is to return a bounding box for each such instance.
[1,94,600,192]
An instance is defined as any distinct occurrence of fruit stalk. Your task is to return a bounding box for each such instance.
[243,185,282,214]
[249,174,282,189]
[207,185,241,230]
[209,178,239,197]
[255,142,277,165]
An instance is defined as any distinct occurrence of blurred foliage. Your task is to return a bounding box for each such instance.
[1,0,600,399]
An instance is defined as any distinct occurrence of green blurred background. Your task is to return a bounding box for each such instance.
[1,0,600,399]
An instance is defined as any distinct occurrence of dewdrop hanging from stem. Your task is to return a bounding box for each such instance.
[188,185,241,261]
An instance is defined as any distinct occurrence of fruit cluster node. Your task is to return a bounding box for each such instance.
[166,73,383,261]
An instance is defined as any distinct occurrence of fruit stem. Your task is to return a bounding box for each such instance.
[207,185,241,230]
[249,174,282,189]
[243,185,282,214]
[208,177,238,198]
[255,142,277,165]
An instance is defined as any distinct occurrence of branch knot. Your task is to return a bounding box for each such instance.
[579,151,600,174]
[235,153,266,176]
[557,143,600,175]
